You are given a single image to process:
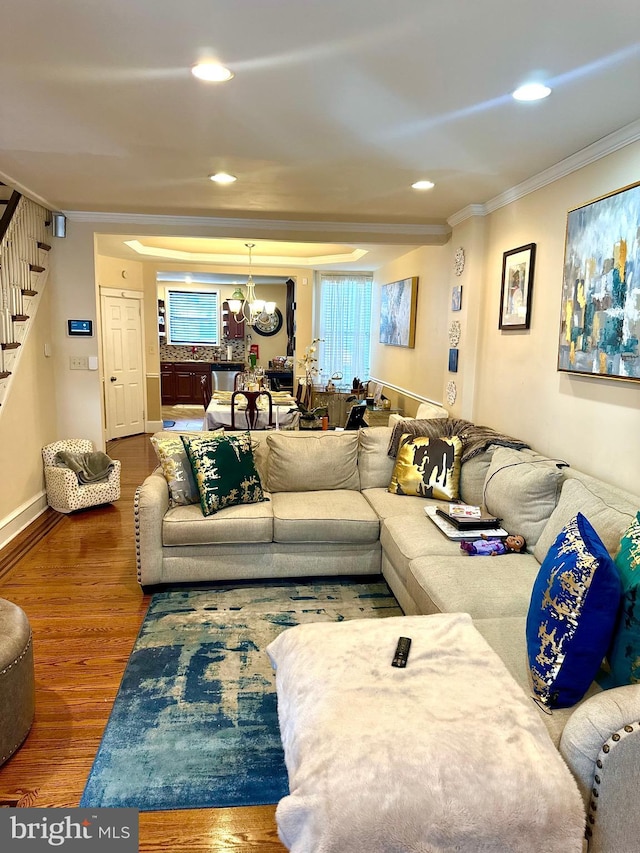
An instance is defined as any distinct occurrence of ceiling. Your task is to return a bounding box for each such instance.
[2,0,639,267]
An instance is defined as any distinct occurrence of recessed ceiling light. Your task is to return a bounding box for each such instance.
[192,62,234,83]
[411,180,435,190]
[512,82,551,102]
[209,172,237,184]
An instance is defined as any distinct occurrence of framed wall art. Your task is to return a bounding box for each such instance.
[498,243,536,330]
[448,348,459,372]
[558,181,640,381]
[379,276,418,347]
[451,285,462,311]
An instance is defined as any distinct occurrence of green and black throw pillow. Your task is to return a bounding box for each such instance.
[181,432,265,516]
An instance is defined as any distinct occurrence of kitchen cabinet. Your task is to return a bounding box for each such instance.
[161,362,211,405]
[222,300,245,340]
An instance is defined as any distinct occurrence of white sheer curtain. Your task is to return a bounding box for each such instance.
[317,274,373,385]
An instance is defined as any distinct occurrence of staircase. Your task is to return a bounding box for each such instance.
[0,183,52,409]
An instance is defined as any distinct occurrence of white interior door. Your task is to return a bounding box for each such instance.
[101,290,145,439]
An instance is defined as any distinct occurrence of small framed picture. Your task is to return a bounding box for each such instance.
[451,285,462,312]
[499,243,536,330]
[448,348,459,373]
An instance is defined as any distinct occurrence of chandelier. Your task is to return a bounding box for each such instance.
[228,243,277,327]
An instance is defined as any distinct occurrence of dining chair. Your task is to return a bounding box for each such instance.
[230,390,273,430]
[201,374,212,410]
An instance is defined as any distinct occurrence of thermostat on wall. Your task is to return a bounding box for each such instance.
[67,319,93,337]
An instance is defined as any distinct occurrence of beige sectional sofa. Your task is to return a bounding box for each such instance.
[135,424,640,853]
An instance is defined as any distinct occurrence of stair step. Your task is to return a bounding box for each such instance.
[21,289,38,297]
[37,242,52,252]
[12,314,29,322]
[29,263,45,273]
[1,342,20,350]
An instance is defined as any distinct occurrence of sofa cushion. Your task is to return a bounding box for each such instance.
[271,491,379,543]
[361,488,433,521]
[357,427,395,490]
[162,499,274,545]
[388,435,462,501]
[458,448,495,506]
[526,513,621,709]
[533,475,638,562]
[603,511,640,688]
[483,447,562,546]
[151,432,215,506]
[473,617,602,748]
[182,432,266,516]
[266,432,360,492]
[408,553,541,619]
[380,515,467,585]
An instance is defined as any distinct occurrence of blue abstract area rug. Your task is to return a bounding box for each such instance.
[80,578,401,811]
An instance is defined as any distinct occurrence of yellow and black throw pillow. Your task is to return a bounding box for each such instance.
[388,434,462,500]
[181,432,265,516]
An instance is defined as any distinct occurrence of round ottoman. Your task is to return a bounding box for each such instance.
[0,598,35,765]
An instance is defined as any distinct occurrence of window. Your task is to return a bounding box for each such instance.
[167,289,219,345]
[316,274,373,383]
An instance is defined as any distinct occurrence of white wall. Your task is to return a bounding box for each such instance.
[370,245,450,411]
[466,142,640,494]
[0,283,58,544]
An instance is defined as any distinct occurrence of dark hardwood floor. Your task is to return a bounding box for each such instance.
[0,433,286,851]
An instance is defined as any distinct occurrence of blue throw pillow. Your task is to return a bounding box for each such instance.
[526,512,621,709]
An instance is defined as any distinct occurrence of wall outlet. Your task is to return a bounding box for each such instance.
[69,356,88,370]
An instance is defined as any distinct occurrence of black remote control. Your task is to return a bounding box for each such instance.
[392,636,412,668]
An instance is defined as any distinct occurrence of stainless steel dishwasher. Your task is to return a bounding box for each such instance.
[211,363,242,392]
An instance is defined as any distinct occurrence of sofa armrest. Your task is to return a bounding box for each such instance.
[135,469,170,587]
[560,684,640,852]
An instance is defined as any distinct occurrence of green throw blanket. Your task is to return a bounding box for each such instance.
[54,450,115,484]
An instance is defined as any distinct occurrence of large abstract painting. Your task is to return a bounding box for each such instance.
[379,277,418,347]
[558,182,640,381]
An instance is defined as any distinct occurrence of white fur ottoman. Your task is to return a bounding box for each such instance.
[267,613,586,853]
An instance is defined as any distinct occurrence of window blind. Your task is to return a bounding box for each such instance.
[317,274,372,383]
[167,289,219,345]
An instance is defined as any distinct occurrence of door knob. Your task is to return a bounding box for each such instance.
[110,376,117,382]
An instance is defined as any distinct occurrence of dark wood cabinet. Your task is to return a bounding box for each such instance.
[222,301,245,339]
[161,362,211,405]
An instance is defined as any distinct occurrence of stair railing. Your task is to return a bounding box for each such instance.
[0,195,52,408]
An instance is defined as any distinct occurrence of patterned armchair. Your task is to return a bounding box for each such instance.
[42,439,121,513]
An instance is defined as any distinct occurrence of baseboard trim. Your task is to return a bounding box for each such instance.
[0,492,49,551]
[0,494,64,581]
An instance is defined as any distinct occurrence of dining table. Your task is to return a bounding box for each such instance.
[203,391,300,431]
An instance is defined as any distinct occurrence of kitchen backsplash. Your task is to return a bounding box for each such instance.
[160,343,246,362]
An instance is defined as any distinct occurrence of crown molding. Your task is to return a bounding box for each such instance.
[447,204,486,228]
[448,118,640,226]
[63,210,450,241]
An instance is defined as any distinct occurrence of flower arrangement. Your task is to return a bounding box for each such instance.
[298,338,322,387]
[297,338,323,413]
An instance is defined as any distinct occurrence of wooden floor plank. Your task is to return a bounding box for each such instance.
[0,433,285,851]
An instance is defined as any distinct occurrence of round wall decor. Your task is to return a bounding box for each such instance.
[446,380,457,406]
[454,247,465,276]
[253,307,283,337]
[448,320,461,346]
